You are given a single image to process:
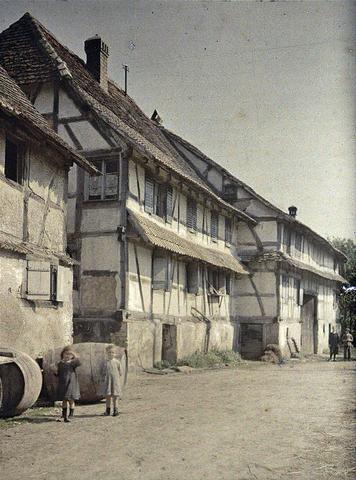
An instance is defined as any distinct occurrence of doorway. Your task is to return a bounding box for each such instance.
[161,324,177,364]
[301,294,318,354]
[240,323,264,360]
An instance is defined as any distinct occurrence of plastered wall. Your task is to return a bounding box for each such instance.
[0,253,73,358]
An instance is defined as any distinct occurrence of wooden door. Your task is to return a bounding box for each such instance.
[162,324,177,364]
[240,324,264,360]
[301,295,317,354]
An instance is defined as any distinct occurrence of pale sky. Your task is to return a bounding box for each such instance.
[1,0,355,239]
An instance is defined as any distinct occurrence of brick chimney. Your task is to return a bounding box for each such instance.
[288,206,297,218]
[84,35,109,91]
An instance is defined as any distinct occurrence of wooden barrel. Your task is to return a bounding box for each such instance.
[43,343,128,403]
[0,348,42,418]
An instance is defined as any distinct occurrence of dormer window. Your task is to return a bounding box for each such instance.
[4,136,24,185]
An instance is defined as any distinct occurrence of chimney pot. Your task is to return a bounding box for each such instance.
[84,35,109,91]
[288,206,297,218]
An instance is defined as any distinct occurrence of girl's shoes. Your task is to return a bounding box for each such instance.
[103,407,111,416]
[62,407,71,423]
[113,408,119,417]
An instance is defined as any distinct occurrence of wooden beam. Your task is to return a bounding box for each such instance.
[58,115,87,124]
[63,123,83,150]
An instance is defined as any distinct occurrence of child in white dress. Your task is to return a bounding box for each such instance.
[102,344,122,416]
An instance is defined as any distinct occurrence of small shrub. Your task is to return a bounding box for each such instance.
[176,349,242,369]
[264,344,283,361]
[154,360,171,370]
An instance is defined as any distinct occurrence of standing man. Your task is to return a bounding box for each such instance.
[328,327,339,362]
[341,328,353,361]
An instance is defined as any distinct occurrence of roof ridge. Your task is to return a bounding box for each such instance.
[21,13,72,79]
[161,126,346,258]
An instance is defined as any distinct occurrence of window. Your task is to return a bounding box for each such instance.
[225,218,232,245]
[144,174,173,222]
[88,159,118,200]
[207,269,228,295]
[295,233,302,254]
[211,212,219,241]
[282,274,289,287]
[152,252,172,291]
[186,198,197,231]
[186,263,202,294]
[283,228,291,254]
[226,273,231,295]
[4,136,23,185]
[26,260,65,302]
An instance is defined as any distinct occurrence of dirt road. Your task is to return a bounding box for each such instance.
[1,360,355,480]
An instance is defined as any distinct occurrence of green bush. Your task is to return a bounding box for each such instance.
[153,360,171,370]
[176,349,242,369]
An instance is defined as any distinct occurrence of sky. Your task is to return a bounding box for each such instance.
[1,0,355,239]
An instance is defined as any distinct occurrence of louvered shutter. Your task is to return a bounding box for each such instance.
[144,176,154,213]
[166,186,173,223]
[187,199,197,231]
[152,253,167,290]
[211,212,218,240]
[26,261,51,300]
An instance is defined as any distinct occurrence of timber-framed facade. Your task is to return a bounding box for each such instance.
[162,127,347,358]
[0,13,346,365]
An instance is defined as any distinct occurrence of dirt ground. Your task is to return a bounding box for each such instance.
[1,359,355,480]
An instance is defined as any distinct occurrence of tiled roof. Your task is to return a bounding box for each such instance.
[162,127,347,261]
[0,13,255,225]
[0,65,97,174]
[128,209,249,275]
[0,231,78,266]
[250,250,346,283]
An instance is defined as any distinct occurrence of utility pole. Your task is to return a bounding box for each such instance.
[122,64,129,95]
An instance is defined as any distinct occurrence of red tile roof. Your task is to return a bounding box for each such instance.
[0,65,97,173]
[0,13,255,224]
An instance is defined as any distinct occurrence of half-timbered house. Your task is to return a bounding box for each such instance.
[162,127,347,359]
[0,65,96,359]
[0,14,255,369]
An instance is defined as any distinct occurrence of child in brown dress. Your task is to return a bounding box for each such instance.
[54,346,81,423]
[101,345,122,417]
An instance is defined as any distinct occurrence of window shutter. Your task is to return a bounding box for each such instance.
[225,218,232,245]
[211,212,219,241]
[152,253,167,290]
[88,174,103,200]
[297,282,304,306]
[166,256,173,291]
[26,261,51,300]
[187,199,197,231]
[186,263,201,294]
[166,186,173,223]
[104,160,119,199]
[226,273,231,295]
[56,266,67,302]
[144,176,154,214]
[218,271,226,294]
